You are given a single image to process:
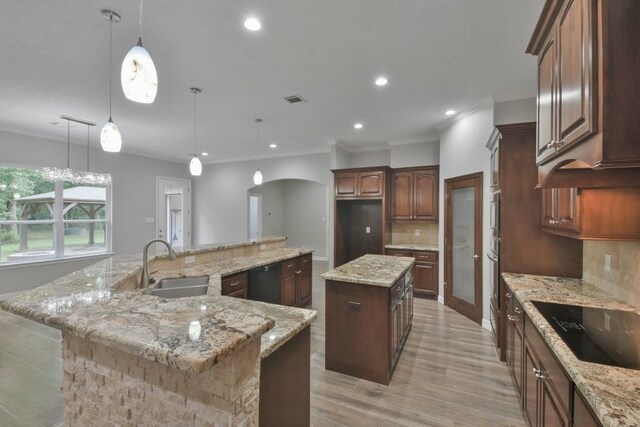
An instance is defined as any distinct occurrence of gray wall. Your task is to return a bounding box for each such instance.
[349,149,390,168]
[193,152,331,246]
[494,97,536,125]
[282,180,328,259]
[438,104,494,329]
[390,141,440,168]
[248,181,285,238]
[0,129,189,294]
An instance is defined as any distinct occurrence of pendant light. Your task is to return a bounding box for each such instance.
[121,0,158,104]
[100,9,123,153]
[189,87,203,177]
[253,119,263,186]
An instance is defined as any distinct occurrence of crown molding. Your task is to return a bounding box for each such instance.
[436,96,494,131]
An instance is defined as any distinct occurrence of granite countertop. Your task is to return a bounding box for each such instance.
[502,273,640,427]
[385,244,439,252]
[0,241,316,374]
[321,254,414,287]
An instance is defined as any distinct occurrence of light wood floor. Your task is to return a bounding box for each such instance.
[0,261,525,426]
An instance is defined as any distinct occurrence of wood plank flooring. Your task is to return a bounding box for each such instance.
[0,261,525,426]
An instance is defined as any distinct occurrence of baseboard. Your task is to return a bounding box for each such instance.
[482,318,491,332]
[437,295,444,304]
[312,256,328,261]
[0,290,25,301]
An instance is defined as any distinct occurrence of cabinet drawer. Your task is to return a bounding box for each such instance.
[281,258,299,275]
[221,272,248,295]
[390,277,404,302]
[525,316,572,414]
[299,253,312,270]
[386,249,411,257]
[412,251,437,263]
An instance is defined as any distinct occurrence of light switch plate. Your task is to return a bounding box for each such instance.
[185,256,196,265]
[605,254,612,271]
[260,244,267,250]
[365,227,371,234]
[415,229,420,236]
[145,217,155,223]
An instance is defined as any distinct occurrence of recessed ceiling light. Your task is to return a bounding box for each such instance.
[445,110,456,116]
[201,152,208,156]
[244,17,261,31]
[354,123,363,129]
[375,76,388,86]
[269,143,277,148]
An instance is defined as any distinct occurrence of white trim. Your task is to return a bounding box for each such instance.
[436,96,494,131]
[0,290,26,301]
[485,126,502,150]
[388,136,439,146]
[0,252,112,271]
[437,295,444,304]
[312,256,328,261]
[202,147,331,165]
[482,318,492,332]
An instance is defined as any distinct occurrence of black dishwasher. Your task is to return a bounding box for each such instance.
[248,263,281,304]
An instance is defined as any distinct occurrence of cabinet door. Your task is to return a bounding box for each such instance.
[556,188,579,233]
[225,288,248,299]
[542,188,556,228]
[574,389,602,427]
[513,324,524,400]
[505,303,515,374]
[524,340,540,427]
[297,268,312,307]
[414,170,438,221]
[414,262,438,297]
[281,273,297,306]
[557,0,596,149]
[389,301,401,367]
[335,172,358,198]
[391,172,413,219]
[537,34,558,164]
[359,172,384,197]
[541,380,570,427]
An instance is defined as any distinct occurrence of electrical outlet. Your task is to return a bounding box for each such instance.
[185,256,196,265]
[365,227,371,234]
[260,244,267,250]
[605,254,612,271]
[414,229,420,237]
[145,217,155,223]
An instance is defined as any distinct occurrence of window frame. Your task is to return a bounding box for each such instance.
[0,164,113,267]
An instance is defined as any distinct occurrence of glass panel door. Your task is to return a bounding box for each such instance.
[451,186,475,304]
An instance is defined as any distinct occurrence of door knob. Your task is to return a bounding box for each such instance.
[472,254,479,259]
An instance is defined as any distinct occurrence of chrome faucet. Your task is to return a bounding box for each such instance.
[141,239,177,287]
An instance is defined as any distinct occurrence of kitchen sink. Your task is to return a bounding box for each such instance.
[157,276,210,288]
[147,276,210,299]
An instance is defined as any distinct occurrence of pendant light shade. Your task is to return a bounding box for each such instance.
[253,118,263,186]
[100,118,122,153]
[189,87,202,177]
[101,9,122,153]
[121,38,158,104]
[122,1,157,104]
[190,155,202,176]
[253,169,263,185]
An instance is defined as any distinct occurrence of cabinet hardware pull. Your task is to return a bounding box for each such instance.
[505,292,511,298]
[533,368,546,380]
[296,270,302,274]
[229,281,240,287]
[287,264,294,268]
[514,307,522,314]
[507,314,518,322]
[348,301,361,311]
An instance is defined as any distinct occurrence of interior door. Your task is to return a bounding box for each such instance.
[156,177,191,247]
[444,172,483,324]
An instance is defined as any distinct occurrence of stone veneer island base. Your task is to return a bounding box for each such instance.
[1,237,317,427]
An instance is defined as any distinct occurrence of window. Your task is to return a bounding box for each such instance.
[0,166,112,265]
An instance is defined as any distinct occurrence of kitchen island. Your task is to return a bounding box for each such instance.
[0,237,316,426]
[321,254,414,385]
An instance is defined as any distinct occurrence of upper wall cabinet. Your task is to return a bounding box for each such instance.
[528,0,640,185]
[391,167,439,221]
[333,167,389,199]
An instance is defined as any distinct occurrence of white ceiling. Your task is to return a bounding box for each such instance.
[0,0,543,164]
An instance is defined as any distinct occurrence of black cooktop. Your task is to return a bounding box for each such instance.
[532,301,640,370]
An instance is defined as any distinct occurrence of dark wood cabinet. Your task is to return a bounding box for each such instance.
[528,0,640,184]
[573,388,603,427]
[521,314,572,427]
[280,254,312,308]
[385,249,438,299]
[221,272,248,299]
[325,272,411,385]
[391,166,438,221]
[504,287,524,400]
[334,169,386,199]
[542,187,640,240]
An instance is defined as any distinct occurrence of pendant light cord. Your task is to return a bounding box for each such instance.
[86,124,90,172]
[67,119,71,169]
[108,15,113,119]
[255,119,262,162]
[193,90,197,153]
[139,0,143,39]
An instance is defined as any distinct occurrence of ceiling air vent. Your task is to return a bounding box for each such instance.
[284,94,307,104]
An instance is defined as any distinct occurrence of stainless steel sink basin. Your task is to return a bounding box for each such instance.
[147,276,210,299]
[149,285,208,299]
[157,276,210,288]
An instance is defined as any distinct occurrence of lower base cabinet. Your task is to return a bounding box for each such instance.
[221,272,248,299]
[386,249,438,298]
[280,254,312,308]
[573,388,603,427]
[259,326,310,427]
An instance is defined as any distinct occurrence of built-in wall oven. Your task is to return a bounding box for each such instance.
[488,192,500,342]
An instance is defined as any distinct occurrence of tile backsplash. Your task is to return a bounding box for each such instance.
[583,240,640,309]
[391,222,439,247]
